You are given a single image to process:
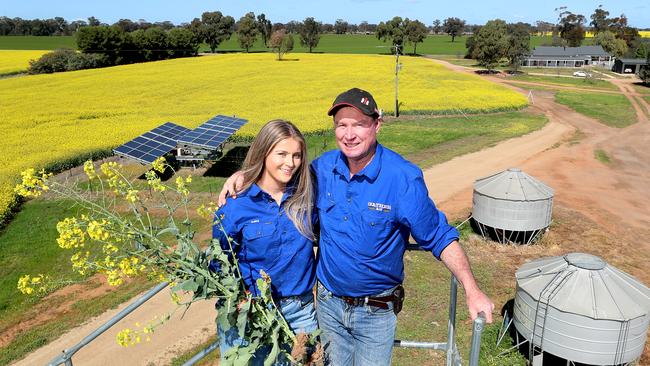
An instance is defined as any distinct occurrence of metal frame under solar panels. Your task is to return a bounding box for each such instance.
[177,115,247,151]
[113,122,192,164]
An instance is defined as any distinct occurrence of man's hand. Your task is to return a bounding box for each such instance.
[465,288,494,323]
[217,171,245,207]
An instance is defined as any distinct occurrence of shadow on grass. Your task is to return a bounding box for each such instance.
[203,146,249,177]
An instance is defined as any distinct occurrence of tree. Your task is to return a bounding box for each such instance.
[115,19,138,32]
[432,19,441,34]
[610,15,639,48]
[557,8,586,47]
[405,19,428,55]
[535,20,554,36]
[87,16,101,27]
[377,17,407,54]
[590,6,611,34]
[638,53,650,85]
[168,28,199,58]
[443,17,465,42]
[473,19,508,71]
[201,11,235,53]
[334,19,348,34]
[506,22,531,71]
[256,13,272,47]
[594,30,628,58]
[635,43,649,59]
[299,17,321,53]
[269,29,294,60]
[187,18,203,44]
[236,12,258,52]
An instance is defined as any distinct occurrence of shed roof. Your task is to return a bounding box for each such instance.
[516,253,650,320]
[473,168,554,201]
[617,58,649,65]
[531,46,610,57]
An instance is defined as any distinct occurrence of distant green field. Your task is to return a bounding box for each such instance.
[0,34,555,55]
[0,36,77,50]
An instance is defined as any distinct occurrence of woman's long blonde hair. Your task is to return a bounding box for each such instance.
[238,120,313,240]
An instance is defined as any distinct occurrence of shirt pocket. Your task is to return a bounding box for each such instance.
[240,222,279,263]
[358,211,393,257]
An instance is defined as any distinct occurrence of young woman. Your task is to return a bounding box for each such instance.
[212,119,317,363]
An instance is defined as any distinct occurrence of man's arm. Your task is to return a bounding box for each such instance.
[440,241,494,323]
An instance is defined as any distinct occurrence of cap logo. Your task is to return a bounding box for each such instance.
[360,97,370,106]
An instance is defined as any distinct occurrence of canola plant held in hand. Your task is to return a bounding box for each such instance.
[14,157,320,366]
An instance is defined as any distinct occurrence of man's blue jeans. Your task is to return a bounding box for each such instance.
[316,282,397,366]
[218,291,318,365]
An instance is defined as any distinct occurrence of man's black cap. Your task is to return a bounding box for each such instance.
[327,88,380,118]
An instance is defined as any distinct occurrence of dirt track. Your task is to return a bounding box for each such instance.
[12,61,650,366]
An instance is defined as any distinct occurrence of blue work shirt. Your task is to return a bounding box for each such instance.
[312,143,459,297]
[213,184,316,298]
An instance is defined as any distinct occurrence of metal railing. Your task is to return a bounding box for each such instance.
[46,282,169,366]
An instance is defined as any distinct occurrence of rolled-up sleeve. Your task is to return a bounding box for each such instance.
[398,175,459,259]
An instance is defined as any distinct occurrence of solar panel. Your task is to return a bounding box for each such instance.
[113,122,192,164]
[177,115,248,150]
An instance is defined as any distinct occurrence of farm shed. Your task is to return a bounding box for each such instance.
[612,58,649,74]
[522,46,613,68]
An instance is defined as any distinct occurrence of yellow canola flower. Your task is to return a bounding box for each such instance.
[14,168,51,198]
[83,160,97,180]
[17,274,49,295]
[197,202,218,220]
[152,157,167,173]
[56,217,86,249]
[87,219,110,241]
[71,251,91,275]
[145,171,166,192]
[106,269,123,286]
[126,189,139,203]
[175,176,189,196]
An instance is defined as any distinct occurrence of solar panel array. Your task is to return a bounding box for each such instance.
[177,115,247,150]
[113,122,191,164]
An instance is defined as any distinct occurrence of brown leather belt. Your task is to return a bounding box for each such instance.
[340,294,394,309]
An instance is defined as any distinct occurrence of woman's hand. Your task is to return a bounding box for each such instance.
[218,171,245,206]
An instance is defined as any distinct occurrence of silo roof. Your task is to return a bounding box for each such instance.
[474,168,554,201]
[516,253,650,321]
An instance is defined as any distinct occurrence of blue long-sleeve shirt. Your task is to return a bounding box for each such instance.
[312,143,459,297]
[212,184,316,298]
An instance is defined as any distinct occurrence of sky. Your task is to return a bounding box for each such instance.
[2,0,649,28]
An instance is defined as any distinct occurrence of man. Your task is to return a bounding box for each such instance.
[220,88,494,365]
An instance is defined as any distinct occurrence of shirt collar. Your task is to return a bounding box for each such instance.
[334,143,383,181]
[247,182,295,204]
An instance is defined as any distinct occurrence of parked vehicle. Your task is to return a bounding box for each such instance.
[572,71,591,77]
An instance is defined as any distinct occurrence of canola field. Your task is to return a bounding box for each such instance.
[0,50,47,75]
[0,53,527,223]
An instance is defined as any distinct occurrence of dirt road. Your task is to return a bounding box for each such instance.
[13,61,650,366]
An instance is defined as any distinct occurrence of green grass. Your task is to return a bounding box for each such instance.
[594,149,611,164]
[0,34,553,56]
[509,74,617,90]
[555,91,637,128]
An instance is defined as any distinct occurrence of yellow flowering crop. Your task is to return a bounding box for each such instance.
[0,53,527,223]
[0,50,48,75]
[639,31,650,38]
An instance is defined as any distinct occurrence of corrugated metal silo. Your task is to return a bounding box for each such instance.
[513,253,650,365]
[472,168,553,244]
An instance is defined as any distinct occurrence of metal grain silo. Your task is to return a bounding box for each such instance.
[513,253,650,365]
[472,168,553,244]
